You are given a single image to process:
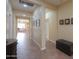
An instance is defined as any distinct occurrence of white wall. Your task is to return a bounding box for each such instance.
[6,0,17,43]
[32,7,57,49]
[32,7,42,48]
[31,1,73,51]
[57,1,73,42]
[45,1,73,43]
[12,12,17,39]
[32,6,46,49]
[45,9,57,43]
[6,0,13,39]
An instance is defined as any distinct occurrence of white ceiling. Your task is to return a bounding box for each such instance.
[14,10,32,18]
[9,0,71,17]
[41,0,70,6]
[10,0,39,13]
[10,0,70,12]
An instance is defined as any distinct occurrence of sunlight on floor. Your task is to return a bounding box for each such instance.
[17,32,26,40]
[16,32,27,44]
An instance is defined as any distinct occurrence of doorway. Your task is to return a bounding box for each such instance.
[17,18,30,33]
[16,17,30,41]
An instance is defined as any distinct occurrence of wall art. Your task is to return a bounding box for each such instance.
[59,20,64,25]
[65,19,70,25]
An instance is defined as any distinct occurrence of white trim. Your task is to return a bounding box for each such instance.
[31,39,41,49]
[31,39,47,50]
[41,47,46,51]
[6,55,17,57]
[48,40,56,44]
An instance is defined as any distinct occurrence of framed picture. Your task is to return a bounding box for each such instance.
[36,20,37,27]
[65,19,70,25]
[38,19,40,27]
[35,19,40,27]
[71,17,73,24]
[59,20,64,25]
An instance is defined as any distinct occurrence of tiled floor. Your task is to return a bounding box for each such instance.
[41,41,73,59]
[17,32,41,59]
[6,32,73,59]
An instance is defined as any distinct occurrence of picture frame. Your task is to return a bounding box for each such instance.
[71,17,73,24]
[59,20,64,25]
[38,19,40,27]
[35,19,40,27]
[65,19,70,25]
[36,20,37,27]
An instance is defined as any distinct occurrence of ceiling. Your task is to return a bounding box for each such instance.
[41,0,70,6]
[9,0,71,17]
[10,0,39,15]
[10,0,70,12]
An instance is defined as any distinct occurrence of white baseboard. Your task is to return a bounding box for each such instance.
[31,39,47,51]
[31,39,41,49]
[48,40,56,44]
[41,47,46,51]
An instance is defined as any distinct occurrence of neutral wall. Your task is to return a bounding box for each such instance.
[32,7,57,49]
[12,12,17,39]
[57,1,73,42]
[6,0,17,45]
[32,7,42,48]
[45,9,57,43]
[32,6,57,50]
[32,7,46,49]
[6,0,13,39]
[45,1,73,43]
[6,0,17,40]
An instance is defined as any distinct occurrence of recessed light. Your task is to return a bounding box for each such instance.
[23,4,28,7]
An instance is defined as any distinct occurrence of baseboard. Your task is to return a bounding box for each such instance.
[41,47,46,51]
[48,40,56,44]
[31,39,47,51]
[31,39,41,49]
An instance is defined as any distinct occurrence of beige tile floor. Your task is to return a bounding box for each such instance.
[16,32,73,59]
[41,41,73,59]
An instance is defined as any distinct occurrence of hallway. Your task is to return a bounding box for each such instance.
[6,0,73,59]
[7,32,73,59]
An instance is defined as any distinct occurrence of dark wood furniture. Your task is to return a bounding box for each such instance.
[56,39,73,56]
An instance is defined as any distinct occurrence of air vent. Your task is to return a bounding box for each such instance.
[19,0,34,7]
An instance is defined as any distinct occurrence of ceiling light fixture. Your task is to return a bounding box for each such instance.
[19,0,34,7]
[23,4,28,7]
